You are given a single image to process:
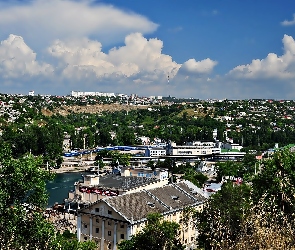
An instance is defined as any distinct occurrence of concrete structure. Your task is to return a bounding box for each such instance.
[144,147,166,157]
[71,91,116,98]
[77,180,206,250]
[167,141,221,156]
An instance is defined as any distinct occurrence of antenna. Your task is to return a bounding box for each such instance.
[167,74,170,84]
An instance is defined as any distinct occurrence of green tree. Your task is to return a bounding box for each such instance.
[181,167,208,188]
[118,213,184,250]
[0,144,55,249]
[196,182,251,249]
[216,161,243,182]
[252,148,295,214]
[0,143,95,249]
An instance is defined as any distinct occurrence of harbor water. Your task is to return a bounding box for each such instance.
[46,172,85,207]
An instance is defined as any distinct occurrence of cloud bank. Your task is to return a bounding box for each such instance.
[0,32,218,96]
[2,32,295,99]
[0,0,158,48]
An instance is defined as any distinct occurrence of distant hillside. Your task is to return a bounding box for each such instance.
[41,103,150,116]
[178,107,215,118]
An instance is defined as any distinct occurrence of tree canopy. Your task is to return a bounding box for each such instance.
[0,143,96,249]
[197,149,295,249]
[118,213,184,250]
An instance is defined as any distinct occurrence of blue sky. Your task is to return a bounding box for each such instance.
[1,0,295,99]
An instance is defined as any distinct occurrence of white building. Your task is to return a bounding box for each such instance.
[212,128,217,140]
[28,90,34,96]
[145,147,166,157]
[167,141,221,156]
[137,136,150,145]
[71,91,116,98]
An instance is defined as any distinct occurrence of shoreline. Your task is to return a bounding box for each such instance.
[49,165,90,174]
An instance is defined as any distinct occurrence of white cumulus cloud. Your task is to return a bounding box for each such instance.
[48,33,181,82]
[281,14,295,26]
[228,34,295,79]
[180,58,218,75]
[0,34,53,78]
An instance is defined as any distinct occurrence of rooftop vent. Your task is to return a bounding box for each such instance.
[147,202,155,208]
[171,195,179,200]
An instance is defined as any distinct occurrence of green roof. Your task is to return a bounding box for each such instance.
[221,148,240,153]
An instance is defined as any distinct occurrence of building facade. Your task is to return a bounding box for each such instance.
[77,181,206,250]
[144,147,167,157]
[167,141,221,156]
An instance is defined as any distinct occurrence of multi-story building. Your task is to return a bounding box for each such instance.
[77,180,206,250]
[167,141,221,156]
[144,147,167,157]
[64,169,170,211]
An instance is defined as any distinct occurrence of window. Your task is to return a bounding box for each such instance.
[108,231,111,236]
[120,224,124,228]
[96,219,99,223]
[84,237,87,241]
[108,221,112,225]
[96,228,99,233]
[107,243,111,249]
[84,224,87,228]
[95,208,100,212]
[121,234,124,239]
[108,210,112,215]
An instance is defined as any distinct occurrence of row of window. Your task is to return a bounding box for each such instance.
[95,208,112,214]
[83,227,125,239]
[94,218,125,228]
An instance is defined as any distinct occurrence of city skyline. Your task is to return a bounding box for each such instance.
[0,0,295,100]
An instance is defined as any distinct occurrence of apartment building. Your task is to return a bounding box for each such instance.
[77,180,206,250]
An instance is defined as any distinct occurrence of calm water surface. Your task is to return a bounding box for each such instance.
[46,172,85,207]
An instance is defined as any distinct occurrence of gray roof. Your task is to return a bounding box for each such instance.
[80,181,207,223]
[105,191,169,222]
[103,181,205,222]
[176,182,207,202]
[147,185,196,209]
[93,174,159,190]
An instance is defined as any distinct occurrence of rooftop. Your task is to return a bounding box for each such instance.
[80,174,160,191]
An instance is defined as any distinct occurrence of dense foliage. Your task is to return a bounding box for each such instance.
[0,144,96,249]
[2,95,295,156]
[118,213,185,250]
[197,149,295,249]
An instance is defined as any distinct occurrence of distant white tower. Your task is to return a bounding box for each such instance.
[28,90,34,96]
[213,128,217,140]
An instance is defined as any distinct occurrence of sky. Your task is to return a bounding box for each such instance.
[1,0,295,99]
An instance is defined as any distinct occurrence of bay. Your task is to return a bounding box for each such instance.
[46,172,85,207]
